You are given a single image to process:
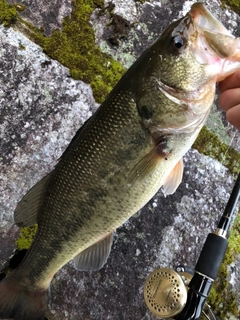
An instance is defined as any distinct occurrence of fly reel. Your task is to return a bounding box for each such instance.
[144,267,192,318]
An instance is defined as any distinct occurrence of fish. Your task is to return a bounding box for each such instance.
[1,3,240,320]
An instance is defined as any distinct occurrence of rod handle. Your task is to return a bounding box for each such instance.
[195,233,228,280]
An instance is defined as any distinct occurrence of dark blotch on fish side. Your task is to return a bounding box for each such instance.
[139,105,153,120]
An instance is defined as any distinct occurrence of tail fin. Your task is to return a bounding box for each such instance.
[0,273,48,320]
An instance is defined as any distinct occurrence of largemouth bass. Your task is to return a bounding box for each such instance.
[1,3,240,320]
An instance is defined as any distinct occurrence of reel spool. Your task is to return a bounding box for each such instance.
[144,267,191,318]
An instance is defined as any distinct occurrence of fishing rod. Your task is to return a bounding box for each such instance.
[144,171,240,320]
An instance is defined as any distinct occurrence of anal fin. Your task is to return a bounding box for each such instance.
[74,232,113,271]
[14,173,52,227]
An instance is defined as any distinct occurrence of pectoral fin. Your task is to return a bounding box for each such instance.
[14,173,52,227]
[128,139,171,185]
[74,232,113,271]
[163,158,184,195]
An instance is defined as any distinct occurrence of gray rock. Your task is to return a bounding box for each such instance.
[0,24,97,266]
[7,0,72,36]
[0,0,240,319]
[0,225,19,269]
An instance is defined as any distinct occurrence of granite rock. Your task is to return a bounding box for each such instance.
[7,0,72,36]
[0,0,240,319]
[0,24,97,266]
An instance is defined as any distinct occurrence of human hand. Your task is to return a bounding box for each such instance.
[218,69,240,130]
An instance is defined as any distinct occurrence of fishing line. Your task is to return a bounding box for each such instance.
[221,130,237,170]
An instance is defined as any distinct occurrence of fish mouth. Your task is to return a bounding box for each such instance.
[190,3,232,36]
[190,2,239,58]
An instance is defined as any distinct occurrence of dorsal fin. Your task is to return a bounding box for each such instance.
[74,232,113,271]
[14,173,52,227]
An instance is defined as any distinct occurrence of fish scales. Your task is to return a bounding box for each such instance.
[15,90,155,284]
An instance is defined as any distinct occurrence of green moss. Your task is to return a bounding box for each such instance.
[221,0,240,14]
[16,225,38,250]
[193,126,240,176]
[0,1,25,27]
[19,43,26,50]
[2,0,125,253]
[28,0,126,103]
[228,215,240,254]
[134,0,147,3]
[0,0,125,103]
[0,0,18,26]
[207,212,240,318]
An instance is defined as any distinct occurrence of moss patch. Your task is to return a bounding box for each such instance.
[207,212,240,318]
[0,0,126,103]
[193,126,240,176]
[27,0,126,103]
[0,0,18,26]
[221,0,240,15]
[15,225,38,250]
[134,0,147,4]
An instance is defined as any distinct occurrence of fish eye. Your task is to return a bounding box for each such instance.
[172,35,185,50]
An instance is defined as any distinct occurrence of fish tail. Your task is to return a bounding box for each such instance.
[0,272,48,320]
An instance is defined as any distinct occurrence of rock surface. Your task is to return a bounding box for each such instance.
[0,0,240,320]
[0,24,97,266]
[8,0,72,36]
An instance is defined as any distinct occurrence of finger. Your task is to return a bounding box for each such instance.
[218,69,240,93]
[226,104,240,130]
[218,87,240,111]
